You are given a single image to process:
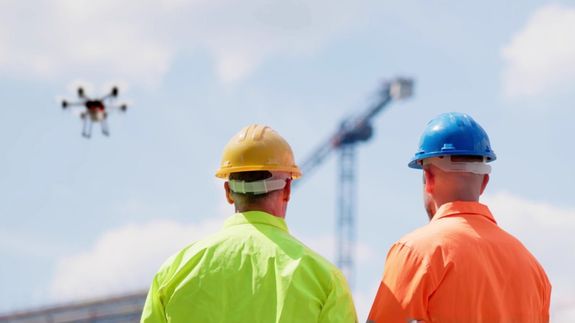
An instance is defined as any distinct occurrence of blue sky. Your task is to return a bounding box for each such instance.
[1,0,574,320]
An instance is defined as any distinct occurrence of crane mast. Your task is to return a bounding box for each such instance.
[296,78,414,288]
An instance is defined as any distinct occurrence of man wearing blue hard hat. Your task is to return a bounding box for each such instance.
[367,113,551,323]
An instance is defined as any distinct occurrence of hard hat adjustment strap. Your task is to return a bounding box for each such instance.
[228,179,287,195]
[422,157,492,175]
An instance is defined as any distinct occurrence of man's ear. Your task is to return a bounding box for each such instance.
[282,179,292,202]
[224,182,234,204]
[423,168,434,194]
[479,174,490,195]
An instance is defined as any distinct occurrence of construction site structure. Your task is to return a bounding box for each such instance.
[296,77,414,287]
[0,292,147,323]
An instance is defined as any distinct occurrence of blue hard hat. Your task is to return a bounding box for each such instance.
[408,112,496,169]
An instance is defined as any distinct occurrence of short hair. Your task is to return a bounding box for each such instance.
[229,171,274,204]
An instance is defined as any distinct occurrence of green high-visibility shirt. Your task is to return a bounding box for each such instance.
[141,211,357,323]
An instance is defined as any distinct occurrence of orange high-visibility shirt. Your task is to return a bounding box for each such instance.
[367,201,551,323]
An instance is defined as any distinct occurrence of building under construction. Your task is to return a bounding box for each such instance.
[0,292,147,323]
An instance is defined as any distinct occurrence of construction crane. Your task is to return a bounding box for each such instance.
[296,77,414,287]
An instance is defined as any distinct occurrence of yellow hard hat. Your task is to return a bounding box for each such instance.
[215,124,302,179]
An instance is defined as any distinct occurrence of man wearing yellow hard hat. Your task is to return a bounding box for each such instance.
[141,124,358,323]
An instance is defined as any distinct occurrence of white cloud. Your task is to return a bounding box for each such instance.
[484,191,575,321]
[0,0,364,86]
[49,217,223,301]
[300,234,377,267]
[48,209,379,310]
[0,0,172,86]
[501,4,575,99]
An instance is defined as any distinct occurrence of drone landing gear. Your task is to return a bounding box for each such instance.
[82,114,92,139]
[101,118,110,137]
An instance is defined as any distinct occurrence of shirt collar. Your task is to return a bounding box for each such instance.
[224,211,289,233]
[432,201,497,224]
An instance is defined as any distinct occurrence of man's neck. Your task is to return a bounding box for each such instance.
[429,197,480,220]
[236,206,285,219]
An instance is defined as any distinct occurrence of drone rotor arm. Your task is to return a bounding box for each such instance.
[61,100,85,109]
[108,102,129,113]
[100,87,120,101]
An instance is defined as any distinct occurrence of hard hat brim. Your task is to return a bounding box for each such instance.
[215,165,302,179]
[409,151,497,169]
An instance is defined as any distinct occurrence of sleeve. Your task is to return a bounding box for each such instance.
[140,273,168,323]
[367,242,436,323]
[318,270,358,323]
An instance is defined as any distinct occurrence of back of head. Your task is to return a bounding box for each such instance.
[423,156,489,202]
[228,170,289,211]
